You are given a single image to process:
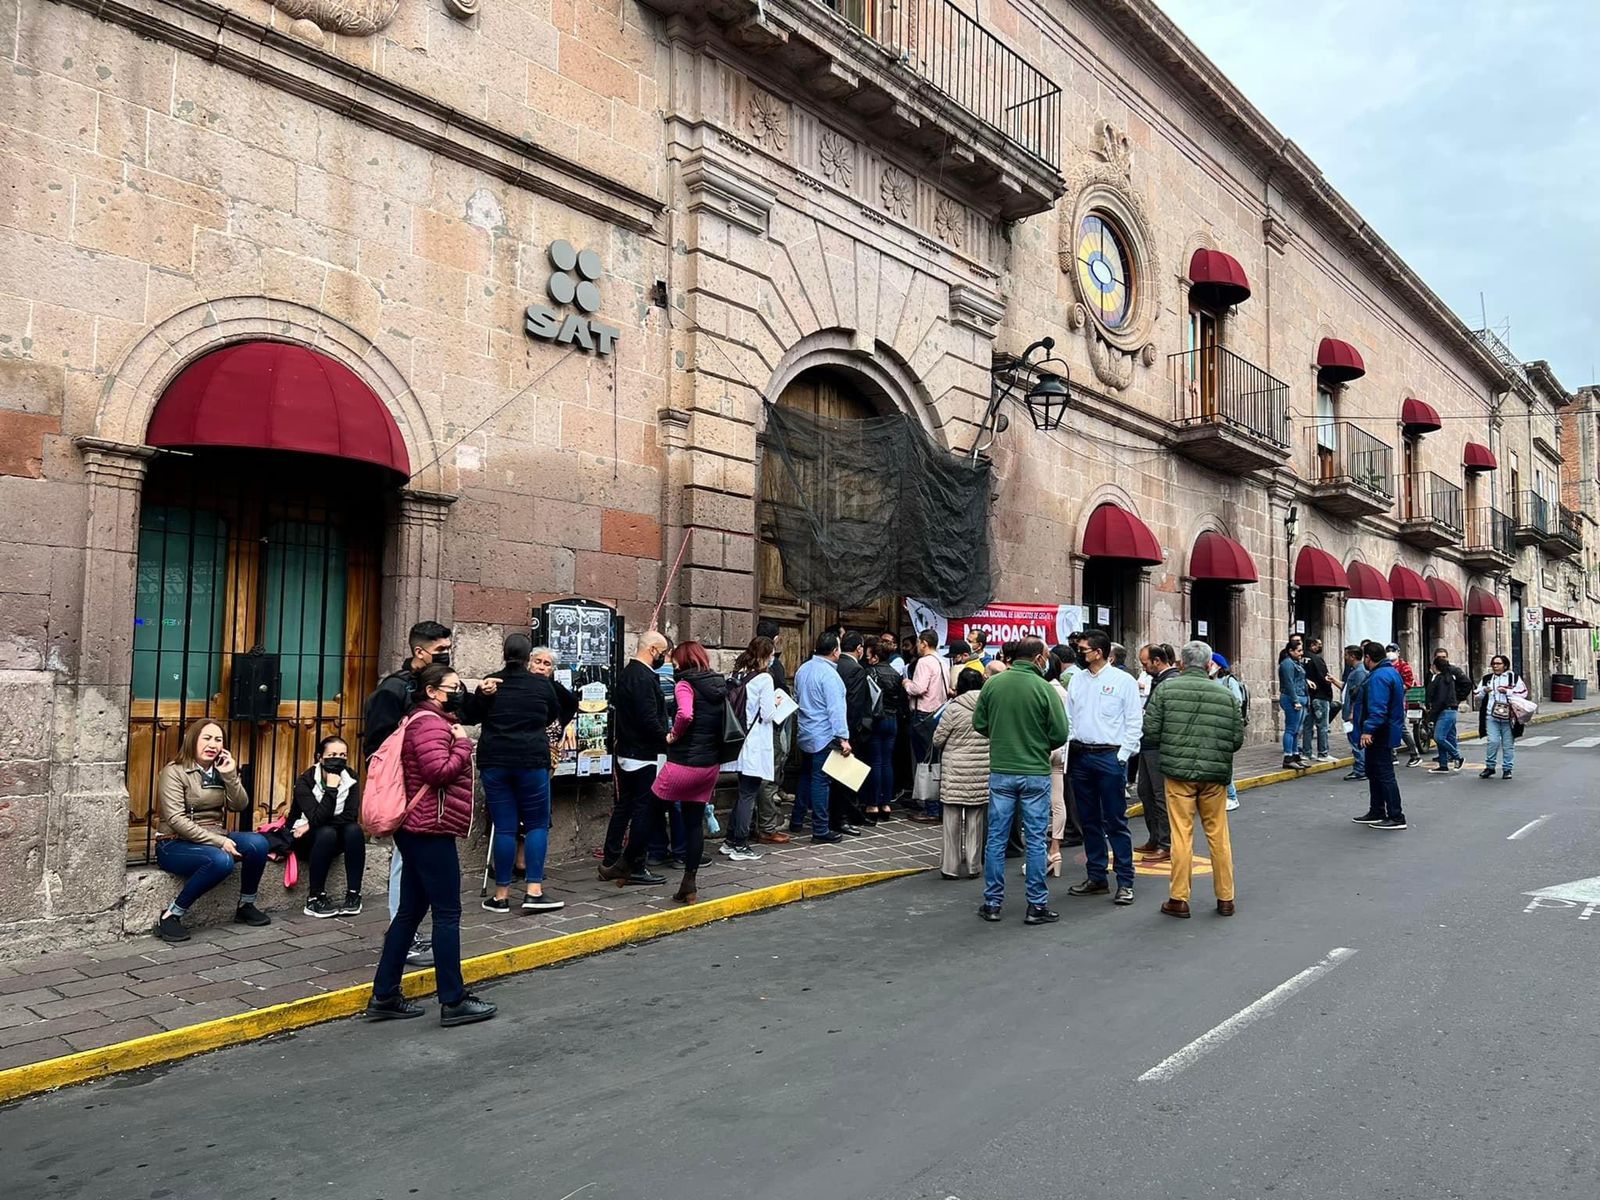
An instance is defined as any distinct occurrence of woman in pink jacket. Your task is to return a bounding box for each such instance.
[366,664,496,1028]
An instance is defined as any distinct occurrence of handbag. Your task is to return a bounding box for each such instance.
[912,707,944,802]
[1490,699,1512,722]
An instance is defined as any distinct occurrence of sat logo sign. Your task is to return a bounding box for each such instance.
[524,239,621,356]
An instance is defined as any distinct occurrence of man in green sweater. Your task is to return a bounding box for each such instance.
[1143,640,1245,919]
[972,636,1070,925]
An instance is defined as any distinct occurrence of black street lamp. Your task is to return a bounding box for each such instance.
[972,337,1073,462]
[1285,502,1299,634]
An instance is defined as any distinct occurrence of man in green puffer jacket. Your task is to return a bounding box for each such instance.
[1142,640,1244,920]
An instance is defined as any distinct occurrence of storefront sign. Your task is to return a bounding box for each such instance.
[1526,607,1544,631]
[524,240,621,356]
[904,599,1086,649]
[1541,606,1588,629]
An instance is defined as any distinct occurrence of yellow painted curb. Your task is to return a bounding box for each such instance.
[0,867,921,1106]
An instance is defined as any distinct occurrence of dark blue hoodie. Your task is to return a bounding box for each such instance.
[1359,659,1407,744]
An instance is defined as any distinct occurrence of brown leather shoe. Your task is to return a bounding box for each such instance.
[1133,840,1160,854]
[908,813,940,824]
[1216,899,1235,917]
[1141,849,1172,864]
[755,830,791,844]
[1160,898,1191,919]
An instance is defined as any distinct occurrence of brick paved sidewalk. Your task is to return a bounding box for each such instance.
[0,815,941,1072]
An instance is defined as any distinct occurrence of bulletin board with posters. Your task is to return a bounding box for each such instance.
[903,599,1087,653]
[533,597,624,780]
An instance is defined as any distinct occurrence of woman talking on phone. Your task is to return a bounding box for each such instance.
[154,720,272,943]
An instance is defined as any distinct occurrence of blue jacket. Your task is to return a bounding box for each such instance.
[1342,661,1370,728]
[1277,656,1308,704]
[1359,659,1407,744]
[795,655,848,755]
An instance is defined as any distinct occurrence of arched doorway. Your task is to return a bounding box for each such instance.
[758,368,898,671]
[1080,503,1163,647]
[125,342,407,861]
[1187,529,1258,665]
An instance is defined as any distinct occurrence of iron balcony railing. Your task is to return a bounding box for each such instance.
[1463,506,1514,557]
[1308,421,1394,500]
[1169,346,1290,449]
[825,0,1061,168]
[1515,489,1552,537]
[1557,503,1583,547]
[1400,471,1464,533]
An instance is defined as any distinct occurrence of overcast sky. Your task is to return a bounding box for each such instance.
[1159,0,1599,390]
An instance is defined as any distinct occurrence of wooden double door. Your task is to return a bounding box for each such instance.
[125,450,388,861]
[757,370,898,676]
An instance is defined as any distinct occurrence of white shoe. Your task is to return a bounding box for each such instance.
[1225,798,1240,811]
[726,847,763,862]
[718,843,736,857]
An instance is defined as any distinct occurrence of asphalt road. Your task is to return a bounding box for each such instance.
[5,732,1599,1200]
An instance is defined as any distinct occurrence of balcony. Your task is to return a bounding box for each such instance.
[1167,347,1290,473]
[1397,471,1464,550]
[1514,490,1551,545]
[1547,504,1583,558]
[1304,422,1394,518]
[1461,506,1515,571]
[643,0,1064,218]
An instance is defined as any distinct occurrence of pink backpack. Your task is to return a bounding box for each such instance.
[360,712,429,838]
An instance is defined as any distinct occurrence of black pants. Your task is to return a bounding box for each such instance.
[373,830,464,1006]
[1365,734,1405,820]
[605,764,658,869]
[680,802,707,872]
[308,822,366,896]
[830,778,864,830]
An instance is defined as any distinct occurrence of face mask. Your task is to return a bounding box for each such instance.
[322,756,348,775]
[1075,652,1088,668]
[438,687,465,712]
[430,649,452,668]
[1386,651,1398,661]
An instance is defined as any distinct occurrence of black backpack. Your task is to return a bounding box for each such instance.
[721,671,751,762]
[1451,666,1473,706]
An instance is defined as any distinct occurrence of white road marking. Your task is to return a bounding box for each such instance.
[1524,876,1600,905]
[1507,815,1553,840]
[1514,735,1558,747]
[1136,947,1358,1083]
[1563,736,1600,748]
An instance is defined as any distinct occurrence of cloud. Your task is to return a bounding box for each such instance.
[1160,0,1600,385]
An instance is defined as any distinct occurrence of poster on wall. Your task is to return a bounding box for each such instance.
[533,598,623,780]
[1344,599,1393,652]
[904,599,1087,654]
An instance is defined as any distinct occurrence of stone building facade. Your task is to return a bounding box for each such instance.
[0,0,1593,948]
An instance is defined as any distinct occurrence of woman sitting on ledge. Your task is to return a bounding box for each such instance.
[155,720,272,943]
[292,735,366,919]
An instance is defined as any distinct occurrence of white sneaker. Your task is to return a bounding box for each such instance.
[1225,798,1240,811]
[718,843,736,857]
[726,846,763,862]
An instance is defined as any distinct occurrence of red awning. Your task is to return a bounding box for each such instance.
[1388,564,1432,603]
[1401,397,1442,434]
[147,342,410,477]
[1189,530,1258,583]
[1188,248,1251,308]
[1463,441,1497,472]
[1542,607,1591,628]
[1294,546,1350,591]
[1426,577,1463,611]
[1467,586,1504,618]
[1083,504,1163,564]
[1316,337,1366,384]
[1346,562,1393,601]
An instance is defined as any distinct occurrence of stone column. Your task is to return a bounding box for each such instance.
[53,439,158,919]
[1228,584,1248,666]
[384,488,457,641]
[1135,567,1154,649]
[1177,576,1193,639]
[1069,553,1087,609]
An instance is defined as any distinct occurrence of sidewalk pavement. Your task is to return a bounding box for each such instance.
[3,694,1597,1087]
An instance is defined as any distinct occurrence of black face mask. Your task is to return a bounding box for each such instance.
[322,756,348,775]
[430,649,452,668]
[1074,652,1089,669]
[438,687,465,713]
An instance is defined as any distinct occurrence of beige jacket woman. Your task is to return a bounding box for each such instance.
[932,691,988,806]
[158,762,250,847]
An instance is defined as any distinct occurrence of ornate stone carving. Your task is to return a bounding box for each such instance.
[268,0,400,36]
[746,89,789,153]
[1092,120,1133,179]
[443,0,480,17]
[819,129,854,188]
[880,167,913,219]
[933,197,964,247]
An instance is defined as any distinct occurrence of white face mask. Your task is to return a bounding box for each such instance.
[1386,651,1399,661]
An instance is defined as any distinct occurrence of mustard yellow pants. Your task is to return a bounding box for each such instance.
[1165,778,1234,903]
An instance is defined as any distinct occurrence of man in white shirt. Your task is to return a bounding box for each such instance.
[1065,629,1144,905]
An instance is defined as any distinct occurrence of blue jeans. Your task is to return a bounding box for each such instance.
[1433,709,1459,767]
[791,750,832,836]
[867,717,898,809]
[1069,749,1135,888]
[1300,698,1330,757]
[984,773,1051,907]
[1486,716,1515,772]
[373,830,465,1005]
[1365,733,1404,820]
[1347,728,1366,778]
[157,831,269,910]
[1281,698,1305,756]
[482,766,551,887]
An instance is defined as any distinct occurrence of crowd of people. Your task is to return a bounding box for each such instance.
[144,613,1537,1025]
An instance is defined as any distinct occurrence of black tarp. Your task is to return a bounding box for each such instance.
[760,401,995,614]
